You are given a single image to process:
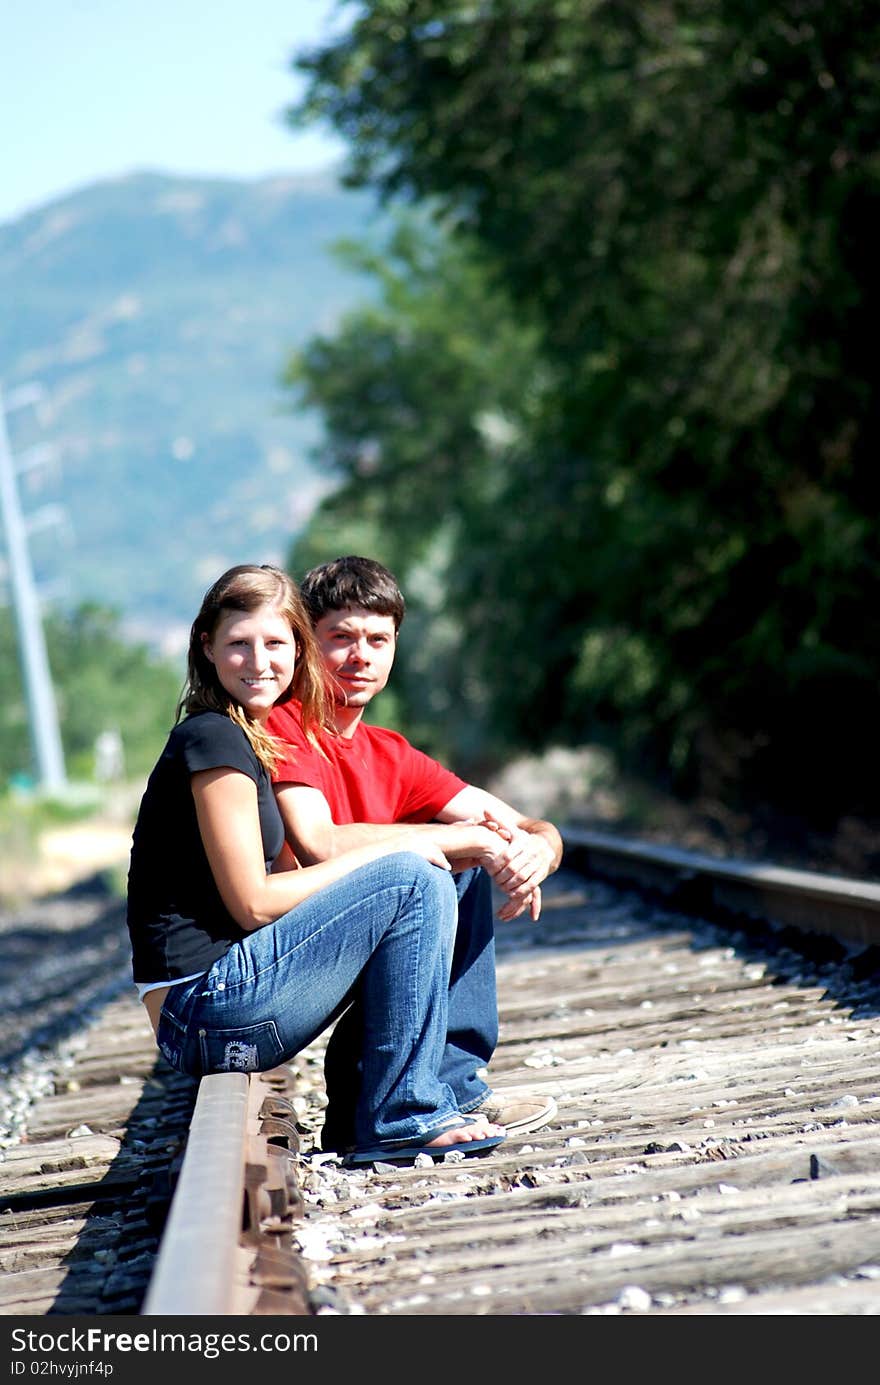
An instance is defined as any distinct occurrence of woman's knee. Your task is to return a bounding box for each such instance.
[394,850,457,898]
[376,851,456,931]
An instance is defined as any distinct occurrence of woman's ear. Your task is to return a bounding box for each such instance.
[201,631,215,665]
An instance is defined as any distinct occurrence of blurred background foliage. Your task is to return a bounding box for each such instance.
[0,604,180,792]
[284,0,880,831]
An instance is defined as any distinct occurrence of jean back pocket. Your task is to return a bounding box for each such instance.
[197,1019,284,1074]
[155,1005,189,1073]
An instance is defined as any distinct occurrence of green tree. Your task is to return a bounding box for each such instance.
[290,0,880,821]
[286,217,548,767]
[0,603,180,790]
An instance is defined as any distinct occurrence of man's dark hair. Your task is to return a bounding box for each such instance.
[299,556,406,631]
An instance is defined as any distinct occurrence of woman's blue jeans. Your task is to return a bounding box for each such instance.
[154,852,462,1149]
[320,865,498,1151]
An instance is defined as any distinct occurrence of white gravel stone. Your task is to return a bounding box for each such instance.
[617,1286,652,1311]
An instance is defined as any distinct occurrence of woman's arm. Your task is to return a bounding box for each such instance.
[192,767,503,930]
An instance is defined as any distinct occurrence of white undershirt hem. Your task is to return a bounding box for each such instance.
[135,972,205,1001]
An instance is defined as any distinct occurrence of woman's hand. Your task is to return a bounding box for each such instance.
[426,818,513,872]
[394,831,453,871]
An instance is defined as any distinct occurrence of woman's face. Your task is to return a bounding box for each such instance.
[202,602,297,723]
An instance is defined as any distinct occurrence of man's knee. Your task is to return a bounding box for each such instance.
[455,865,494,929]
[455,864,491,905]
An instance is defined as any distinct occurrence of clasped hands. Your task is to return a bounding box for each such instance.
[439,812,553,922]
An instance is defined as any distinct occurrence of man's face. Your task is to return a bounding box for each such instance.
[313,606,397,709]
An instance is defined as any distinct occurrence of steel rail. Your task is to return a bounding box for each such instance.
[561,825,880,950]
[142,1066,307,1317]
[139,830,880,1319]
[142,1072,251,1316]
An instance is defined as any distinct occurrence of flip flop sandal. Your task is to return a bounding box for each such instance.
[343,1114,506,1167]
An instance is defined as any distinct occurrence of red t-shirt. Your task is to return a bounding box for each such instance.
[266,700,467,824]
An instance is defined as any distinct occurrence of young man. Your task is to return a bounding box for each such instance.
[267,556,563,1150]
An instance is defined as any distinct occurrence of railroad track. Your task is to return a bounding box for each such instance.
[3,832,880,1317]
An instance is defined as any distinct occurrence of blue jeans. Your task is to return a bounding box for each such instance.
[155,853,463,1149]
[321,866,498,1150]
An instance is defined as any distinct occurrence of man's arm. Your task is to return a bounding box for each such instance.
[273,781,514,871]
[274,782,418,865]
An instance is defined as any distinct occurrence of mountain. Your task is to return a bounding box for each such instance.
[0,169,379,652]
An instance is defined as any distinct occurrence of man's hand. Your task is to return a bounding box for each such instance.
[474,814,555,920]
[497,884,542,923]
[435,786,562,921]
[433,814,552,921]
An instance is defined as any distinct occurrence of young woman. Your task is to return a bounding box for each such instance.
[126,564,504,1165]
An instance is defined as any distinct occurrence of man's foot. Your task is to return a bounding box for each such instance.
[475,1093,557,1135]
[320,1125,354,1154]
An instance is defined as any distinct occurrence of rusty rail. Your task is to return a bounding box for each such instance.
[562,825,880,950]
[137,831,880,1318]
[142,1067,307,1316]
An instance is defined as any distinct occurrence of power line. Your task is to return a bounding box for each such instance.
[0,382,67,793]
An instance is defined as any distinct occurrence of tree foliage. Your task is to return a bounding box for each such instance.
[286,218,547,765]
[0,604,181,790]
[289,1,880,820]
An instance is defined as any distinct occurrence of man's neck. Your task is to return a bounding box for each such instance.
[332,703,365,740]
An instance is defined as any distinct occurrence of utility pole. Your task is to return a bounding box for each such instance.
[0,382,67,793]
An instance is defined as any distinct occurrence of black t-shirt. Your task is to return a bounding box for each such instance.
[126,711,285,983]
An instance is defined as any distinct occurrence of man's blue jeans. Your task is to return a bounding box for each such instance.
[321,866,498,1150]
[154,853,463,1149]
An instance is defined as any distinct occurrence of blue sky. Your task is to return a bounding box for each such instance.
[0,0,352,225]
